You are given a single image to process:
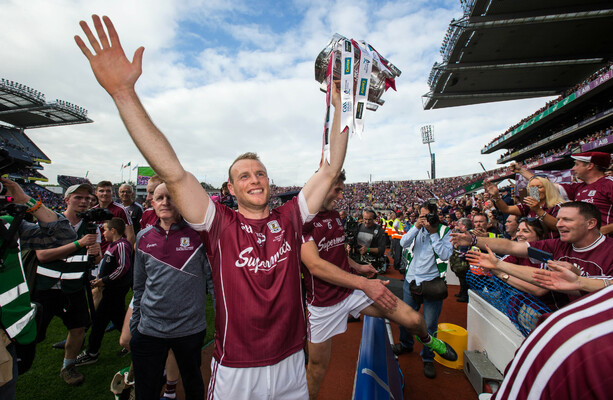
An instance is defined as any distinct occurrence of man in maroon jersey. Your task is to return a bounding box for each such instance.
[93,180,135,249]
[454,201,613,300]
[481,285,613,400]
[511,152,613,235]
[301,172,457,399]
[139,175,162,230]
[76,15,349,399]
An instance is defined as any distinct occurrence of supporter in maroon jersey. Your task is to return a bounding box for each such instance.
[456,201,613,302]
[139,175,162,230]
[481,286,613,400]
[93,180,135,250]
[301,172,457,399]
[511,152,613,235]
[76,15,349,399]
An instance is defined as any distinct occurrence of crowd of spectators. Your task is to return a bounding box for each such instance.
[486,62,613,147]
[22,183,65,212]
[510,125,613,165]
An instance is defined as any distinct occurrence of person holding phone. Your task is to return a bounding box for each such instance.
[453,201,613,301]
[484,177,564,238]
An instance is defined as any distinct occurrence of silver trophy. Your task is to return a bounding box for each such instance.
[314,33,401,110]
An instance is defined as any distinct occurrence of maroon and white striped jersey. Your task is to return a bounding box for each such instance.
[493,286,613,400]
[188,193,312,368]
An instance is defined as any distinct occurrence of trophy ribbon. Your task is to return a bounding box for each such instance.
[352,40,373,138]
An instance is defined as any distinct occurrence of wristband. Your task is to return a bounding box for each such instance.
[367,247,370,253]
[24,197,38,208]
[26,200,43,214]
[470,233,478,247]
[604,280,611,288]
[74,240,82,249]
[538,212,546,221]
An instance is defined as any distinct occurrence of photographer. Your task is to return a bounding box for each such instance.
[348,208,387,273]
[0,178,77,399]
[33,183,102,386]
[392,201,452,379]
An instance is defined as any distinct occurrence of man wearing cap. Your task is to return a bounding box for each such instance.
[511,152,613,235]
[33,183,102,386]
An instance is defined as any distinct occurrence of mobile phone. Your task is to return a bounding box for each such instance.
[527,247,553,263]
[528,186,539,201]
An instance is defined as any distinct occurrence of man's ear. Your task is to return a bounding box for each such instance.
[227,182,236,196]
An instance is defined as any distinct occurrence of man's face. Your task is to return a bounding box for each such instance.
[323,182,344,211]
[556,206,593,243]
[456,221,468,233]
[65,189,93,213]
[419,207,430,223]
[362,211,376,228]
[151,184,180,222]
[118,185,133,204]
[571,160,591,181]
[227,159,270,210]
[473,215,488,230]
[96,185,113,205]
[339,210,347,220]
[145,179,160,205]
[505,215,519,236]
[102,223,114,242]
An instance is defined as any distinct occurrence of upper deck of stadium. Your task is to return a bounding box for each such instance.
[422,0,613,110]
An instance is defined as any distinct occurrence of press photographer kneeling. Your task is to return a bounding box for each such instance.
[0,178,77,399]
[392,201,452,379]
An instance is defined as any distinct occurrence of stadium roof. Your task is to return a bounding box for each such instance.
[0,78,92,128]
[423,0,613,110]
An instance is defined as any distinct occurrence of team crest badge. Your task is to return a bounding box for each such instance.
[588,190,596,196]
[267,220,281,233]
[336,218,342,226]
[180,237,190,247]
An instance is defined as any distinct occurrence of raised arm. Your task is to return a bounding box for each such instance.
[75,15,208,224]
[451,231,530,258]
[301,82,348,214]
[484,181,520,216]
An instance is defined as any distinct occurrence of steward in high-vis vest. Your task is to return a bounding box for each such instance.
[32,183,102,387]
[0,178,77,398]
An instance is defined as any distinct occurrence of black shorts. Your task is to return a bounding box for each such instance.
[32,288,91,342]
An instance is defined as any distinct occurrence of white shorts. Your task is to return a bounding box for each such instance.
[207,351,308,400]
[307,290,373,344]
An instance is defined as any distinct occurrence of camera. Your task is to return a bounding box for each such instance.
[425,202,439,226]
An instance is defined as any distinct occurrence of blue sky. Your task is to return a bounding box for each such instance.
[1,0,551,187]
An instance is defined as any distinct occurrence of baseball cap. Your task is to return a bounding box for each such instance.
[64,183,94,198]
[570,152,611,169]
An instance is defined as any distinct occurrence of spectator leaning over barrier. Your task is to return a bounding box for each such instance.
[454,202,613,302]
[466,218,570,311]
[511,152,613,236]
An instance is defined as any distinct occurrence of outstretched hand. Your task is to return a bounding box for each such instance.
[450,231,472,247]
[466,245,499,270]
[532,261,580,291]
[75,15,144,98]
[363,279,397,312]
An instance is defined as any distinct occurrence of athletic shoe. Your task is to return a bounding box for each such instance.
[424,361,436,379]
[418,336,458,362]
[75,351,99,366]
[60,364,84,386]
[391,343,413,356]
[52,339,66,350]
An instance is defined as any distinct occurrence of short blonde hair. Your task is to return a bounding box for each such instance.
[228,152,264,183]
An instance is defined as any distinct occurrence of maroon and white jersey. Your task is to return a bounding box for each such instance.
[94,202,132,252]
[301,210,353,307]
[559,176,613,229]
[140,208,158,230]
[528,236,613,279]
[187,192,313,368]
[515,203,561,239]
[492,286,613,400]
